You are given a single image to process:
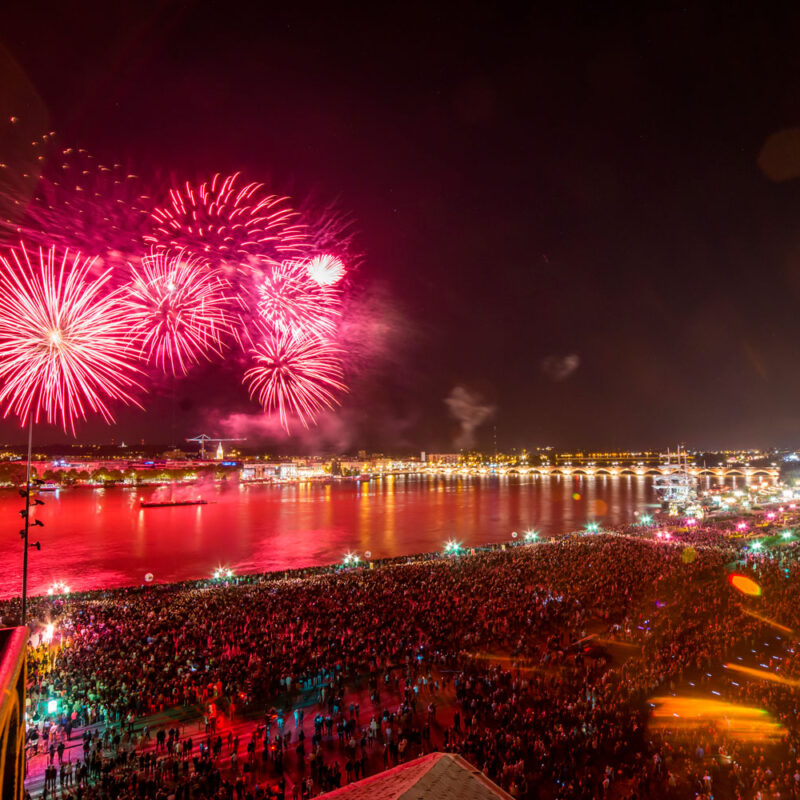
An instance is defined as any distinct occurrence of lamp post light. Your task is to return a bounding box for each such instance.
[19,417,44,625]
[343,552,360,567]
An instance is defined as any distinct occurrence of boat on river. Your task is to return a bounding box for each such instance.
[140,499,208,508]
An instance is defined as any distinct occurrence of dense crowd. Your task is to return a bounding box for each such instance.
[10,513,800,800]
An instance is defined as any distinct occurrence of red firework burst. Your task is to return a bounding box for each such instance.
[0,243,142,432]
[257,259,341,338]
[124,249,234,375]
[244,331,345,431]
[147,173,309,271]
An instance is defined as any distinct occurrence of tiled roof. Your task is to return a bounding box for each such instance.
[319,752,513,800]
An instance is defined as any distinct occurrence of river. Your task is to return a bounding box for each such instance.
[0,473,731,598]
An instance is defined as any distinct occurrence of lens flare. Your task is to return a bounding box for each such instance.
[649,695,782,742]
[244,331,345,431]
[725,662,799,687]
[123,249,233,375]
[0,243,142,432]
[729,574,762,597]
[740,607,792,634]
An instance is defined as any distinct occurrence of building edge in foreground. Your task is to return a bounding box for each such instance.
[0,627,26,800]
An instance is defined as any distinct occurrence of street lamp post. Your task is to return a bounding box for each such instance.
[19,417,43,626]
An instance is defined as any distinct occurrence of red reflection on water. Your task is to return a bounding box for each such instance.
[0,475,659,598]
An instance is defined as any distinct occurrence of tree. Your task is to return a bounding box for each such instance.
[0,462,27,486]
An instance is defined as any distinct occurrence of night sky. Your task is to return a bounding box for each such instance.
[2,3,800,452]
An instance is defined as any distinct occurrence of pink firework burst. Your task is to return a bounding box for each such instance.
[0,243,142,432]
[257,259,341,338]
[244,331,345,431]
[306,253,346,286]
[147,173,309,272]
[124,249,234,375]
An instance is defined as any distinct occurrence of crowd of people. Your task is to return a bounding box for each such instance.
[8,509,800,799]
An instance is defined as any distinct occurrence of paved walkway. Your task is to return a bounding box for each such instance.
[25,666,463,798]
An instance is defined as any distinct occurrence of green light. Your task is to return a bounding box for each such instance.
[524,530,538,542]
[586,522,600,534]
[640,514,652,526]
[782,531,793,540]
[751,541,762,551]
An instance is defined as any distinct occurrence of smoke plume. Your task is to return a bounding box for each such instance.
[444,386,494,449]
[541,353,580,381]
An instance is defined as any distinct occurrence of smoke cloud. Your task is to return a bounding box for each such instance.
[213,408,360,453]
[541,353,580,381]
[444,386,494,449]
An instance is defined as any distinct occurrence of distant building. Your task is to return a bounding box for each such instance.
[427,453,461,465]
[240,461,298,480]
[278,463,297,480]
[215,442,224,460]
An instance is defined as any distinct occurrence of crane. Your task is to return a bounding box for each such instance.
[186,434,245,460]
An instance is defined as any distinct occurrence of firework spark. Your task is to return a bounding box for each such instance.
[147,173,309,273]
[306,253,346,286]
[244,331,345,430]
[0,144,152,261]
[124,249,234,375]
[0,243,142,432]
[257,259,340,338]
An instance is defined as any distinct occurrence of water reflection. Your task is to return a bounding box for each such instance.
[0,475,665,598]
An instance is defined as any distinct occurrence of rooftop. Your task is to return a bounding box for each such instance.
[319,753,512,800]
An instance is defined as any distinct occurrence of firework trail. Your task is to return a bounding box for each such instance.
[123,249,234,375]
[0,243,142,432]
[147,173,309,277]
[257,258,341,338]
[298,196,361,265]
[244,331,346,431]
[0,143,152,262]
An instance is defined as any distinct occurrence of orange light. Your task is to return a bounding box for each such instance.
[649,695,782,742]
[740,608,792,634]
[725,662,799,688]
[729,574,762,596]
